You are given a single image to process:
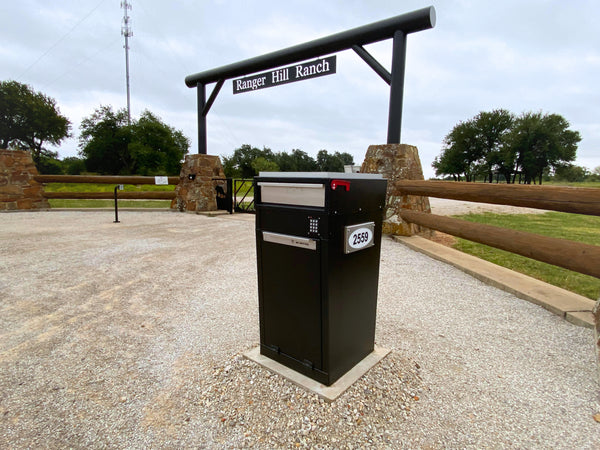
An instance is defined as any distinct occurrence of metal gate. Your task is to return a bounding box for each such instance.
[234,179,255,213]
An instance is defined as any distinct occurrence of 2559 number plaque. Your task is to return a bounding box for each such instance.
[344,222,375,254]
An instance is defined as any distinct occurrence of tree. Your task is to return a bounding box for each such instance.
[434,109,580,183]
[434,120,481,181]
[79,106,189,175]
[251,156,279,173]
[273,149,318,172]
[61,156,86,175]
[506,112,580,184]
[553,164,589,182]
[434,110,514,182]
[316,150,354,172]
[222,145,276,178]
[79,106,131,174]
[129,110,190,175]
[222,145,353,177]
[36,156,63,175]
[472,109,514,182]
[0,80,71,167]
[432,145,465,181]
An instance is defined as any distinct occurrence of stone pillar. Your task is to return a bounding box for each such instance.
[171,154,226,212]
[0,149,49,211]
[361,144,430,236]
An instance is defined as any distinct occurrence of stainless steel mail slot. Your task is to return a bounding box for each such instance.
[258,182,325,207]
[263,231,317,251]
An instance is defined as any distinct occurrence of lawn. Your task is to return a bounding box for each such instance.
[48,199,171,208]
[43,183,175,209]
[451,211,600,299]
[44,183,175,193]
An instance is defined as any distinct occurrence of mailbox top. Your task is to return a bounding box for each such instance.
[257,172,383,180]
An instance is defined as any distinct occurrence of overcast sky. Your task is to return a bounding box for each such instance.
[2,0,598,178]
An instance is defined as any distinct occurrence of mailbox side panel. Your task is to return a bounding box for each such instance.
[324,179,387,383]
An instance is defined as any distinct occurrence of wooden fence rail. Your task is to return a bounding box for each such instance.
[397,181,600,280]
[34,175,180,185]
[42,191,176,200]
[397,180,600,216]
[400,209,600,279]
[33,174,179,201]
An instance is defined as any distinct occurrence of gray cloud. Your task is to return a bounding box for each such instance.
[1,0,598,178]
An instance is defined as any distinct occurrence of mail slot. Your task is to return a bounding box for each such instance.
[258,182,325,207]
[255,172,387,385]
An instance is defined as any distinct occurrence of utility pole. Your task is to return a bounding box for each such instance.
[121,0,133,125]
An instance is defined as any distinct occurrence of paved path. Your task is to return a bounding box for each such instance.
[1,211,598,448]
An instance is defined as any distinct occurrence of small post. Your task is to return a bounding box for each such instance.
[226,177,233,214]
[114,184,124,223]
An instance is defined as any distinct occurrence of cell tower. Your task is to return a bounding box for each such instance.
[121,0,133,125]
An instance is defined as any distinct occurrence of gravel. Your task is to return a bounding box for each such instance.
[1,210,598,449]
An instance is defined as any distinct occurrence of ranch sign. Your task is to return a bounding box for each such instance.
[232,56,336,94]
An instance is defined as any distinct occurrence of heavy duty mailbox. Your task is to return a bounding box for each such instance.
[255,172,387,385]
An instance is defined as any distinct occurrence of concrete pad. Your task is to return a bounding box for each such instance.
[195,210,230,217]
[566,311,595,328]
[394,235,596,328]
[243,345,391,402]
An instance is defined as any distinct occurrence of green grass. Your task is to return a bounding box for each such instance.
[44,183,174,209]
[48,199,171,208]
[542,181,600,188]
[452,212,600,299]
[44,183,175,192]
[234,180,254,197]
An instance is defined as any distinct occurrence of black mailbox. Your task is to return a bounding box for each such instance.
[255,172,387,385]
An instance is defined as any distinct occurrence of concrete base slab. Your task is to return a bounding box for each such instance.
[566,311,595,328]
[195,210,230,217]
[243,345,391,402]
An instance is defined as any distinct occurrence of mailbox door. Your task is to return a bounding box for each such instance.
[259,236,322,371]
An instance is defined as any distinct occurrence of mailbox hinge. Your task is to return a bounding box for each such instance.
[302,359,315,369]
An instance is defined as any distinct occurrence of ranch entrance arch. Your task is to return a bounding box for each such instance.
[185,6,436,155]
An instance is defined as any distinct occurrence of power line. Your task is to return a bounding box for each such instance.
[17,0,107,79]
[40,36,122,91]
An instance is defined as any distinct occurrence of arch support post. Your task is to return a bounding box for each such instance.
[387,30,407,144]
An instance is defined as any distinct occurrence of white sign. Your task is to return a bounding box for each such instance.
[344,222,375,254]
[155,176,168,185]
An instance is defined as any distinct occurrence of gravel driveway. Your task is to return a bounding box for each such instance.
[1,210,598,448]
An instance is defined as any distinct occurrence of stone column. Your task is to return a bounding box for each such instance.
[361,144,430,236]
[171,154,226,212]
[0,149,49,211]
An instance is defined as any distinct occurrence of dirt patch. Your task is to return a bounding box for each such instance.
[426,231,457,247]
[429,197,548,216]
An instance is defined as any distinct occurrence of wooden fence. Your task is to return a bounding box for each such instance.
[397,181,600,279]
[32,175,600,279]
[34,175,178,200]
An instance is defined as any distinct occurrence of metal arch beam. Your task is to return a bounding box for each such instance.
[187,6,436,154]
[203,79,225,117]
[352,45,391,85]
[186,7,435,87]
